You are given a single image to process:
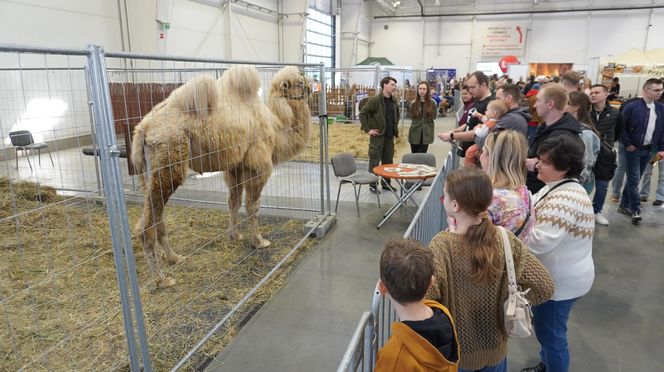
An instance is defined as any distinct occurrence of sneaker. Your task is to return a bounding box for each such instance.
[521,362,546,372]
[369,184,379,194]
[632,212,642,224]
[595,213,609,226]
[654,200,664,206]
[381,180,393,190]
[610,195,620,203]
[640,196,648,202]
[617,206,632,215]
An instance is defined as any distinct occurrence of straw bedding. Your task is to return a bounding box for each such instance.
[0,177,315,371]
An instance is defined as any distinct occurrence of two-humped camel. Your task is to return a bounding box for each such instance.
[131,65,311,288]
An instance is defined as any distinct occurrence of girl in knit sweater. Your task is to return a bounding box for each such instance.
[522,135,595,372]
[427,167,554,372]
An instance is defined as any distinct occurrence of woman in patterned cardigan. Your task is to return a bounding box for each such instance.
[521,136,595,372]
[427,167,554,372]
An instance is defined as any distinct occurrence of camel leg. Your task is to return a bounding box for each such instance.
[225,169,244,241]
[244,169,271,248]
[157,221,185,265]
[135,166,183,289]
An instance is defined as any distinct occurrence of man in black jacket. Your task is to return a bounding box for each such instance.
[589,84,624,225]
[526,83,584,193]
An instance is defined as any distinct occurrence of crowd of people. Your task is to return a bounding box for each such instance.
[362,70,664,372]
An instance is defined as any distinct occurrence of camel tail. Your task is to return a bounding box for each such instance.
[169,75,218,120]
[220,65,261,101]
[131,125,148,190]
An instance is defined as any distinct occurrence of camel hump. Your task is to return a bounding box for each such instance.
[170,75,218,119]
[220,65,261,102]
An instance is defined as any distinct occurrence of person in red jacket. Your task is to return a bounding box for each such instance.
[375,238,459,372]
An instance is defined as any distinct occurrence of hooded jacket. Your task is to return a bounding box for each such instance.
[526,113,583,193]
[375,300,460,372]
[497,106,531,138]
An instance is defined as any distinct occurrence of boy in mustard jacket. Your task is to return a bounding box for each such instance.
[376,238,460,372]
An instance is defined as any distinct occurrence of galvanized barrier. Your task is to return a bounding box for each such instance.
[1,43,332,371]
[336,149,459,372]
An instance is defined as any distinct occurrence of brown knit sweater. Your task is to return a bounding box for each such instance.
[426,230,555,370]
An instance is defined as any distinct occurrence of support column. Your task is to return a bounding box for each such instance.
[223,0,233,59]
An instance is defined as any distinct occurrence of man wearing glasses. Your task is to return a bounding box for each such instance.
[617,78,664,224]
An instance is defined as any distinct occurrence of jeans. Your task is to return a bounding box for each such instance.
[639,160,664,201]
[459,358,507,372]
[532,298,578,372]
[611,143,626,198]
[593,179,609,214]
[620,148,651,213]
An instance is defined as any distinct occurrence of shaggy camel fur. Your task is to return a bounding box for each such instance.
[131,65,311,288]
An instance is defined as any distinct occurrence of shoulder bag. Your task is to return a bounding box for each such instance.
[498,226,533,338]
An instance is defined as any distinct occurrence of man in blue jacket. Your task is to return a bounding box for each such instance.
[617,78,664,224]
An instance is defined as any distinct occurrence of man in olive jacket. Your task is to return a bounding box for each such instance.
[360,76,400,192]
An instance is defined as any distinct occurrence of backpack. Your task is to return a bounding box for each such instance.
[593,139,618,181]
[578,126,600,184]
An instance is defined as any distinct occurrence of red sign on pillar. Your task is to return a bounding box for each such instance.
[499,55,519,73]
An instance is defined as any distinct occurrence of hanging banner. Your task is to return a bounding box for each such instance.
[479,23,526,58]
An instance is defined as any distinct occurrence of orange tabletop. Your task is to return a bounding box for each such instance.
[373,163,437,180]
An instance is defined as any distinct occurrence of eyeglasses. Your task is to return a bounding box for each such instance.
[647,88,663,93]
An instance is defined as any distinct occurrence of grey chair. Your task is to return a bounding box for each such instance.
[402,153,437,190]
[9,130,54,170]
[331,152,380,217]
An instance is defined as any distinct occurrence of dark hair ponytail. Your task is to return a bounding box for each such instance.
[465,213,501,284]
[445,168,502,284]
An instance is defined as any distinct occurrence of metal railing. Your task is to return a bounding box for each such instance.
[337,150,459,372]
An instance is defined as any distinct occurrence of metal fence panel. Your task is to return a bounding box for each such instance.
[101,53,330,370]
[0,44,148,371]
[2,43,332,371]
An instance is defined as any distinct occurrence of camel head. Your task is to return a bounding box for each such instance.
[270,66,310,101]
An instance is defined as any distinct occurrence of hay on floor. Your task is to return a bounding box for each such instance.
[0,177,315,371]
[304,121,410,162]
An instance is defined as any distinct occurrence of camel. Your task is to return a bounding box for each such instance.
[131,65,311,288]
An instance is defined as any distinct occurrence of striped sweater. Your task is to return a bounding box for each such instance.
[529,179,595,301]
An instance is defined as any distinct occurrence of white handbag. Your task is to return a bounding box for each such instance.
[498,226,533,338]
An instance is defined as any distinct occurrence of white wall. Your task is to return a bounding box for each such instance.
[0,0,123,49]
[339,0,372,66]
[367,5,664,77]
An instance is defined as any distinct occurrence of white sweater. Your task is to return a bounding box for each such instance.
[529,179,595,301]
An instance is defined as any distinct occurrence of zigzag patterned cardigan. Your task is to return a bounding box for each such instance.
[529,178,595,301]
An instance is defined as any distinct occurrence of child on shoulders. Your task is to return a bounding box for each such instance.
[464,100,509,167]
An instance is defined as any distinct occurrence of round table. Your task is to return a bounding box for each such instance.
[372,163,437,229]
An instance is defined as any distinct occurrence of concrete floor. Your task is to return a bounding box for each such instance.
[208,116,664,372]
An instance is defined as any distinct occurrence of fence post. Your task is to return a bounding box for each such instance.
[86,44,153,372]
[374,65,381,91]
[318,63,329,215]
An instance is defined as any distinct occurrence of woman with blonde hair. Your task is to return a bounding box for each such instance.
[427,167,554,372]
[480,130,535,243]
[409,81,437,153]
